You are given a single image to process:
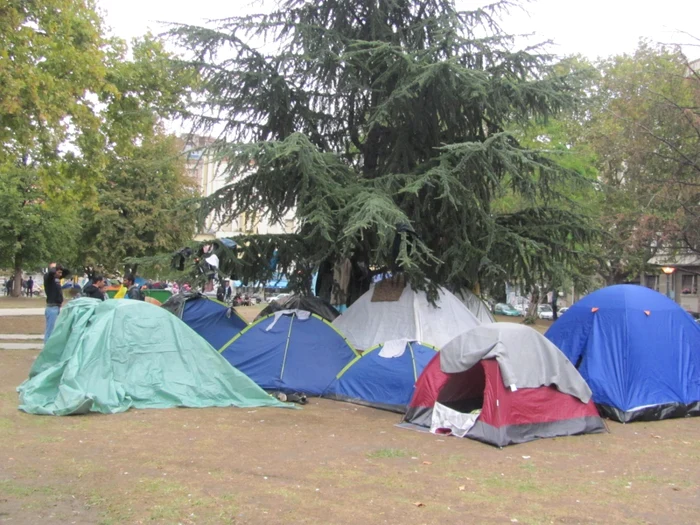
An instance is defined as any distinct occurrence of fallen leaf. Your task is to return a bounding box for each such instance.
[422,461,432,465]
[413,502,425,507]
[652,435,662,439]
[458,486,466,491]
[672,487,681,491]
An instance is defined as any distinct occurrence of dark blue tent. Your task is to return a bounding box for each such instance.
[162,294,248,351]
[323,341,437,412]
[546,285,700,422]
[220,312,358,396]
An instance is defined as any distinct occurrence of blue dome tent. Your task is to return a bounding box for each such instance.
[323,341,438,412]
[546,285,700,422]
[220,312,358,396]
[162,293,248,351]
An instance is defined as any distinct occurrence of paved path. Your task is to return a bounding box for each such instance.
[0,308,45,317]
[0,334,43,340]
[0,342,42,350]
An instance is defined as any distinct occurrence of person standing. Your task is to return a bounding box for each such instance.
[27,276,34,298]
[44,264,64,342]
[123,273,145,301]
[82,275,106,300]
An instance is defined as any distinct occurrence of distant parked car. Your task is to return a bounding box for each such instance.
[268,293,292,304]
[558,307,569,315]
[538,304,553,320]
[494,303,521,317]
[514,304,527,316]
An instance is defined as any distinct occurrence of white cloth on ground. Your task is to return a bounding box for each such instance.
[430,402,480,438]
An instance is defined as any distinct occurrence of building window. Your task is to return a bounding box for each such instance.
[681,274,697,295]
[644,275,659,291]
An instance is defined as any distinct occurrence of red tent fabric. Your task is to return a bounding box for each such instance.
[402,353,605,447]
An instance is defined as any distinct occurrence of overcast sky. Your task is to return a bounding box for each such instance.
[97,0,700,60]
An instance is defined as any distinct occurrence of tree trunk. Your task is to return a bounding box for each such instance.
[551,289,559,321]
[12,254,23,298]
[524,286,540,325]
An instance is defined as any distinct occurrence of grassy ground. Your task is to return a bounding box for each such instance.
[0,296,45,308]
[0,299,551,333]
[0,304,267,336]
[1,349,699,524]
[0,316,45,335]
[493,314,552,334]
[4,299,693,524]
[235,304,266,323]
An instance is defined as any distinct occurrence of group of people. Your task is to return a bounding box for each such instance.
[215,280,254,306]
[3,276,36,297]
[216,280,233,303]
[43,264,146,342]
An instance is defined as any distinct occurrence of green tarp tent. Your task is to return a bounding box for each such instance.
[18,298,289,415]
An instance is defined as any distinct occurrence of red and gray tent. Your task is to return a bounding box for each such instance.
[401,324,605,447]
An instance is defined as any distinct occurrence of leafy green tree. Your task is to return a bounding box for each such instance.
[76,36,197,276]
[0,0,106,295]
[79,135,196,275]
[171,0,596,301]
[581,43,699,281]
[0,166,81,293]
[505,107,602,321]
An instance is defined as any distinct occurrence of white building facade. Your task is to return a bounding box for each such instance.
[182,135,297,241]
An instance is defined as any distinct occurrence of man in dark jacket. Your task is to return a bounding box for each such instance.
[44,263,64,342]
[123,273,145,301]
[82,275,106,301]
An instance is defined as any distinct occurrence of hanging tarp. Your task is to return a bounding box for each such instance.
[256,295,340,322]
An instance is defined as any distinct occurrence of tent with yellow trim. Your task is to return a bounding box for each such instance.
[220,311,358,396]
[323,341,437,412]
[162,293,248,351]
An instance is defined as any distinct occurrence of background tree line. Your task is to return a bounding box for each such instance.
[1,0,698,309]
[0,0,197,296]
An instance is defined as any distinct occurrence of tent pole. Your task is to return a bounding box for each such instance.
[279,314,295,380]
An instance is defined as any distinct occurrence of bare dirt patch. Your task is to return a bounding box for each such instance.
[494,314,553,334]
[235,304,266,323]
[0,303,265,336]
[1,350,699,524]
[0,297,45,309]
[0,316,44,335]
